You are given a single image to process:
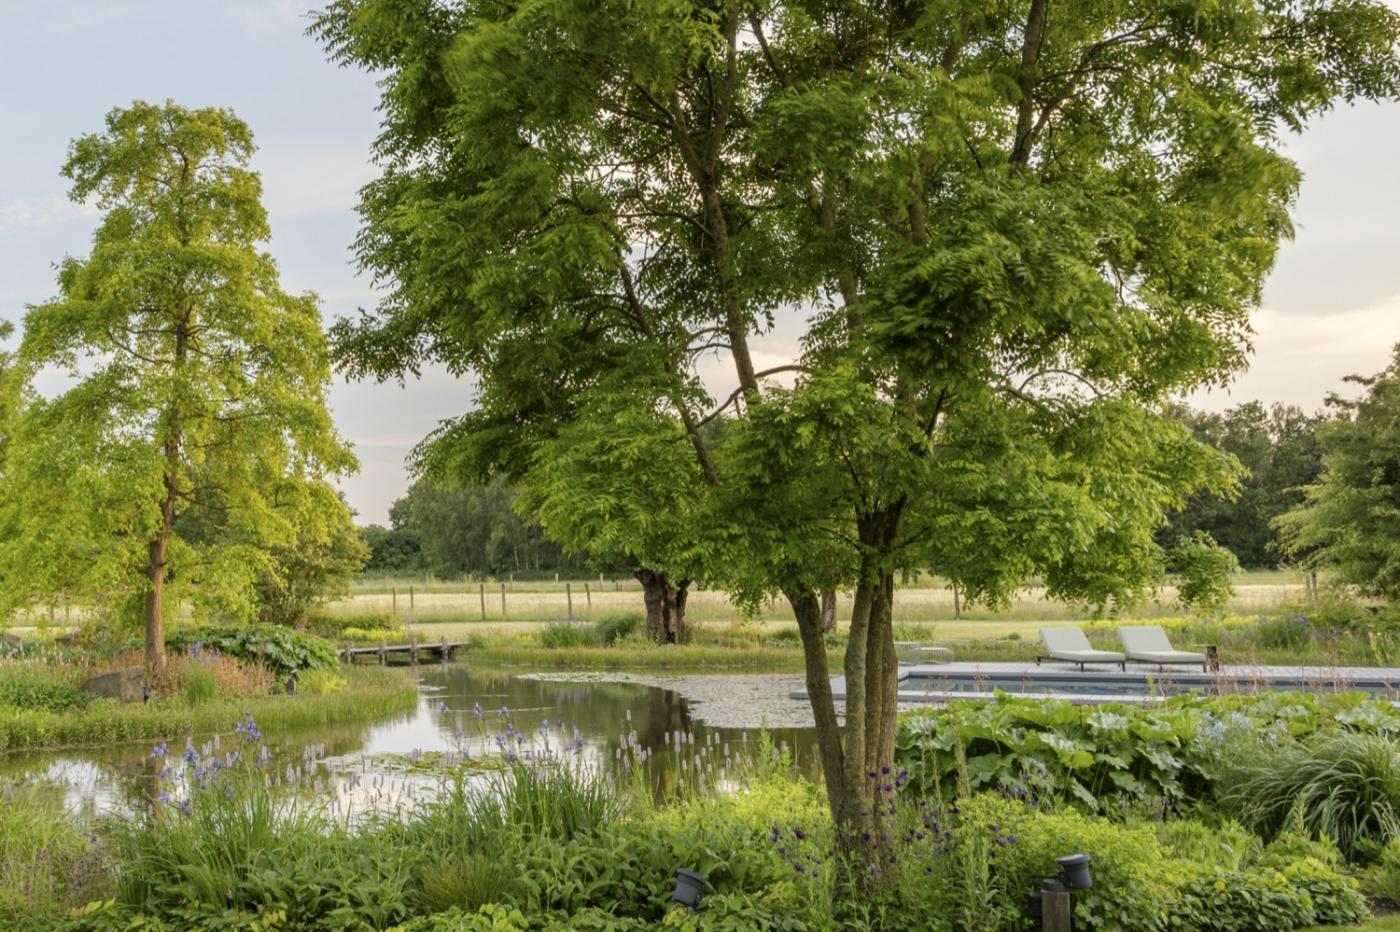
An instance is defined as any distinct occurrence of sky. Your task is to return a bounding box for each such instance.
[2,1,1399,524]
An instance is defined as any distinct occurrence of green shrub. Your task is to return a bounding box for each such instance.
[538,622,598,649]
[391,903,532,931]
[299,669,347,696]
[592,613,642,646]
[415,852,519,914]
[169,624,340,676]
[1168,532,1240,617]
[1364,837,1400,904]
[339,626,399,643]
[1156,819,1260,870]
[305,611,400,638]
[1251,614,1313,650]
[0,669,89,713]
[182,669,217,706]
[1216,731,1400,858]
[897,693,1400,817]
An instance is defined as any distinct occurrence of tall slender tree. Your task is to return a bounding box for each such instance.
[314,0,1400,853]
[0,102,358,673]
[1278,345,1400,601]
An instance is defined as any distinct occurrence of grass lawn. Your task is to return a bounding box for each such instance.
[1311,919,1400,931]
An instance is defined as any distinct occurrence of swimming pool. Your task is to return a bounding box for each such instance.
[796,661,1400,705]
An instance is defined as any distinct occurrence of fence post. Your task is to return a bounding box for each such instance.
[409,585,415,613]
[566,583,573,620]
[501,582,507,617]
[392,586,398,620]
[585,583,592,613]
[479,582,487,620]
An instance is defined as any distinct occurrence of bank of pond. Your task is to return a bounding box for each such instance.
[6,666,1400,930]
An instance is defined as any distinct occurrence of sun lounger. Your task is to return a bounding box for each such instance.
[1117,625,1209,672]
[1036,627,1126,672]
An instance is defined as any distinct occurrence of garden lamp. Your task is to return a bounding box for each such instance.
[672,869,707,911]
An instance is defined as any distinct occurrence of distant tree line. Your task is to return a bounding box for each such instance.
[359,479,591,578]
[1162,401,1325,569]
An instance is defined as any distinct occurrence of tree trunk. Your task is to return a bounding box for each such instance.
[790,506,905,879]
[144,463,177,676]
[820,589,837,633]
[635,568,688,643]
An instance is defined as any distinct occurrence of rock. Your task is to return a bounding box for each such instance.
[81,666,145,704]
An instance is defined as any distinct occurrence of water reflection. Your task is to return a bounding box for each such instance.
[0,665,820,815]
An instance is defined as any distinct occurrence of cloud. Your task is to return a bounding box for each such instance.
[1191,295,1400,413]
[0,196,97,237]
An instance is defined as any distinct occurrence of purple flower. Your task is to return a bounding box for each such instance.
[473,702,484,720]
[792,827,806,840]
[437,701,448,713]
[150,742,168,760]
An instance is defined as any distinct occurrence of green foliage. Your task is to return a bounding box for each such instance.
[383,479,578,578]
[1364,837,1400,904]
[0,667,414,752]
[254,491,369,626]
[182,669,217,706]
[414,853,519,915]
[1216,731,1400,858]
[594,612,642,646]
[1279,345,1400,600]
[538,622,598,649]
[169,624,340,676]
[1163,402,1325,568]
[0,781,107,924]
[360,523,424,575]
[114,739,414,931]
[0,668,89,713]
[390,904,531,932]
[311,0,1400,838]
[298,669,346,696]
[1169,532,1242,616]
[0,100,358,664]
[896,692,1400,815]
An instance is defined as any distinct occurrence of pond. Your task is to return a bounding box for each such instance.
[2,665,822,817]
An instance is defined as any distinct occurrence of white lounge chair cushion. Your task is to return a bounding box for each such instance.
[1117,626,1205,663]
[1039,627,1125,662]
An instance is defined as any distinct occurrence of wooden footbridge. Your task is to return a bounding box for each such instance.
[339,638,468,665]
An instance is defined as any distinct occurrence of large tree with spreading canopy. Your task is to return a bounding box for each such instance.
[0,102,360,673]
[314,0,1400,850]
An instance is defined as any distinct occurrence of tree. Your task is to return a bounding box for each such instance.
[1168,532,1241,617]
[360,523,423,573]
[389,478,579,577]
[251,489,370,626]
[314,0,1400,856]
[1278,345,1400,601]
[1164,402,1325,566]
[0,101,358,673]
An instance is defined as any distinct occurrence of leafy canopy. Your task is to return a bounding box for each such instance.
[314,0,1400,610]
[0,101,361,627]
[1278,345,1400,601]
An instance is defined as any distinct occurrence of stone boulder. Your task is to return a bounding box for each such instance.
[81,666,145,704]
